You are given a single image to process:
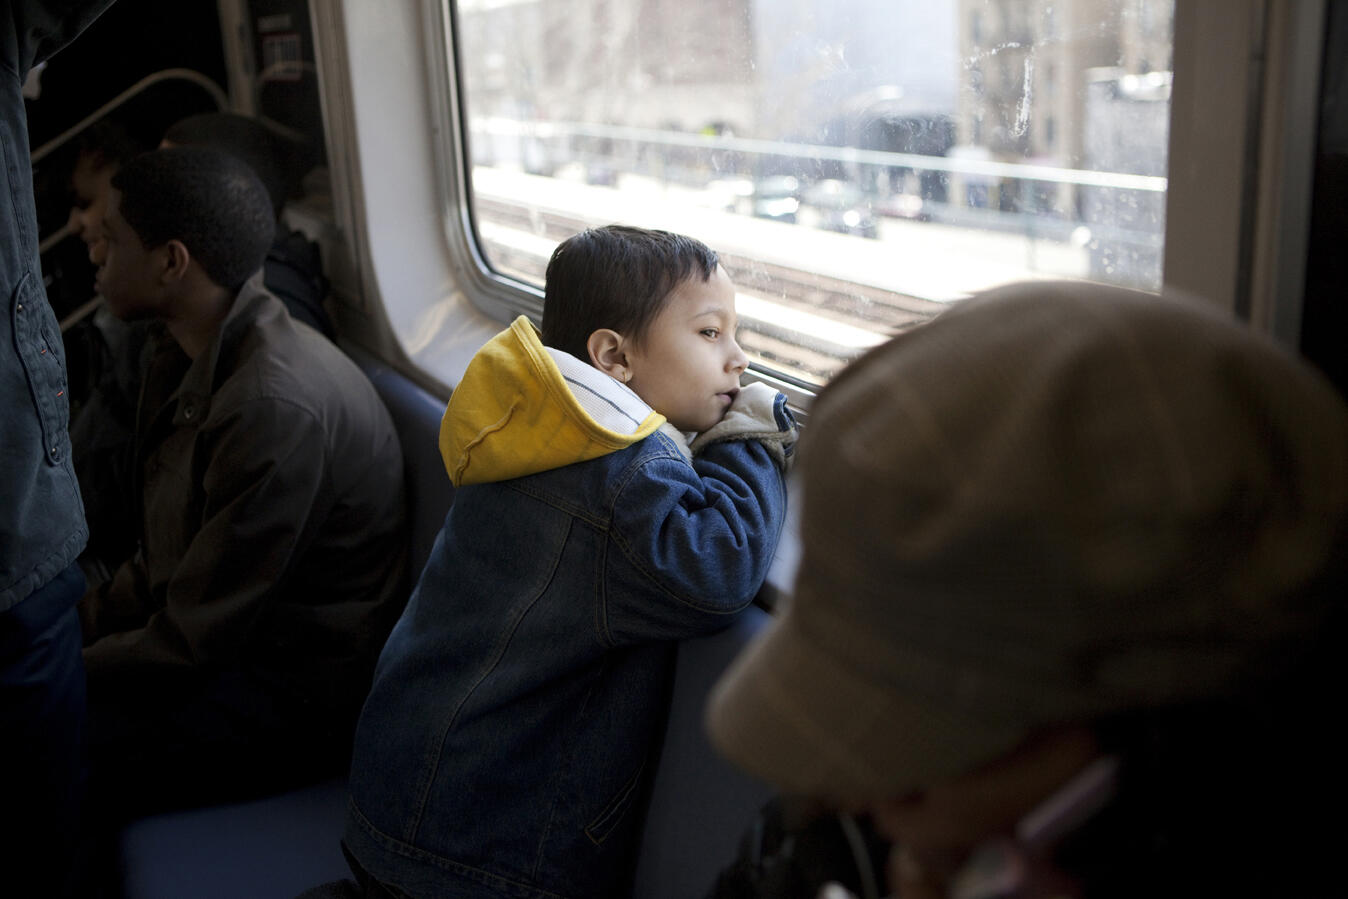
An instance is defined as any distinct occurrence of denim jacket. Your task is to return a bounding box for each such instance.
[346,318,788,899]
[2,0,115,611]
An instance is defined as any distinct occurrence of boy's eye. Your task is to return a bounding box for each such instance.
[700,328,719,339]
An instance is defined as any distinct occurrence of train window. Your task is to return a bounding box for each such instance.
[446,0,1174,389]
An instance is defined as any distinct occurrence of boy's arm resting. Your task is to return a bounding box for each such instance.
[82,396,327,679]
[603,436,788,644]
[690,382,798,468]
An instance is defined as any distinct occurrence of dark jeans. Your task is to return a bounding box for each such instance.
[0,562,88,899]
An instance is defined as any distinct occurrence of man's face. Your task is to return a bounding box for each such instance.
[96,190,166,321]
[624,266,749,433]
[67,154,116,265]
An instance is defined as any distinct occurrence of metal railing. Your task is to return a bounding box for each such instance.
[469,117,1168,193]
[31,68,228,165]
[34,69,229,330]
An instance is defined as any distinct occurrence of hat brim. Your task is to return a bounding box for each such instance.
[705,606,1027,803]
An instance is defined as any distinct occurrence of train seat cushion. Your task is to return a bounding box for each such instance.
[118,777,350,899]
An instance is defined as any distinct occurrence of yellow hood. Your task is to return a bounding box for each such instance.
[440,316,666,487]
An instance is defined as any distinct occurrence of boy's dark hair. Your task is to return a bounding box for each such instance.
[163,112,288,219]
[112,146,275,292]
[541,225,719,361]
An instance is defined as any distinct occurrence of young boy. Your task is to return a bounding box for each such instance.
[343,226,796,899]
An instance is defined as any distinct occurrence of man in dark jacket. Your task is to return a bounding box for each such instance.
[78,147,408,827]
[1,2,115,896]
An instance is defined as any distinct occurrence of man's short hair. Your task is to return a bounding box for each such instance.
[73,118,144,175]
[112,146,276,292]
[540,225,719,361]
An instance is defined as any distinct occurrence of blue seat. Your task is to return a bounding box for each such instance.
[633,605,775,899]
[119,778,351,899]
[351,352,456,578]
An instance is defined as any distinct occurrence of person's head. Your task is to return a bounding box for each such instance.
[707,281,1348,893]
[161,112,289,220]
[97,146,275,320]
[541,225,748,432]
[67,119,144,264]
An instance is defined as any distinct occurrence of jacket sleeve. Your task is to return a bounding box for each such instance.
[82,395,328,679]
[8,0,117,71]
[602,436,788,644]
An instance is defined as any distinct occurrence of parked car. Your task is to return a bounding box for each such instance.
[874,190,927,221]
[799,179,880,239]
[744,175,802,223]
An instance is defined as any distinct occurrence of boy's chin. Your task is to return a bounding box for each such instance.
[681,413,724,434]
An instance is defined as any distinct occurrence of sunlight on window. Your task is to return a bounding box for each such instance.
[454,0,1174,386]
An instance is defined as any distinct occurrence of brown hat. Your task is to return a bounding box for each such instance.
[707,281,1348,802]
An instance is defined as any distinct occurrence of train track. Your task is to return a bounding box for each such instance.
[472,196,948,382]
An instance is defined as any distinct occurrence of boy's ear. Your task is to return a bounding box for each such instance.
[586,329,631,382]
[160,239,192,284]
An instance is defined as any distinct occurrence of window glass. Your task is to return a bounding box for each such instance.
[456,0,1174,386]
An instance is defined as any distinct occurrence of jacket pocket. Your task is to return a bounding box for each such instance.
[10,272,71,466]
[583,755,646,846]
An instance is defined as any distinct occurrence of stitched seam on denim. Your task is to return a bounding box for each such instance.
[507,479,607,529]
[405,517,570,841]
[0,526,87,610]
[605,452,763,615]
[596,532,613,647]
[533,660,603,880]
[503,436,676,528]
[12,274,65,463]
[350,801,572,899]
[583,754,647,846]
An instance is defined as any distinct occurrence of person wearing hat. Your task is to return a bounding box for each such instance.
[706,280,1348,898]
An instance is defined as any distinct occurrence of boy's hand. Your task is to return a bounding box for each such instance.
[690,382,798,469]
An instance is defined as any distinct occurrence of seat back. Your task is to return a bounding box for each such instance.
[354,353,455,579]
[632,605,775,899]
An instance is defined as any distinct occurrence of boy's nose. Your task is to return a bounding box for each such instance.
[727,339,748,373]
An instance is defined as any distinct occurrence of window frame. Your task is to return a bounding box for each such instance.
[315,0,1324,401]
[426,0,547,326]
